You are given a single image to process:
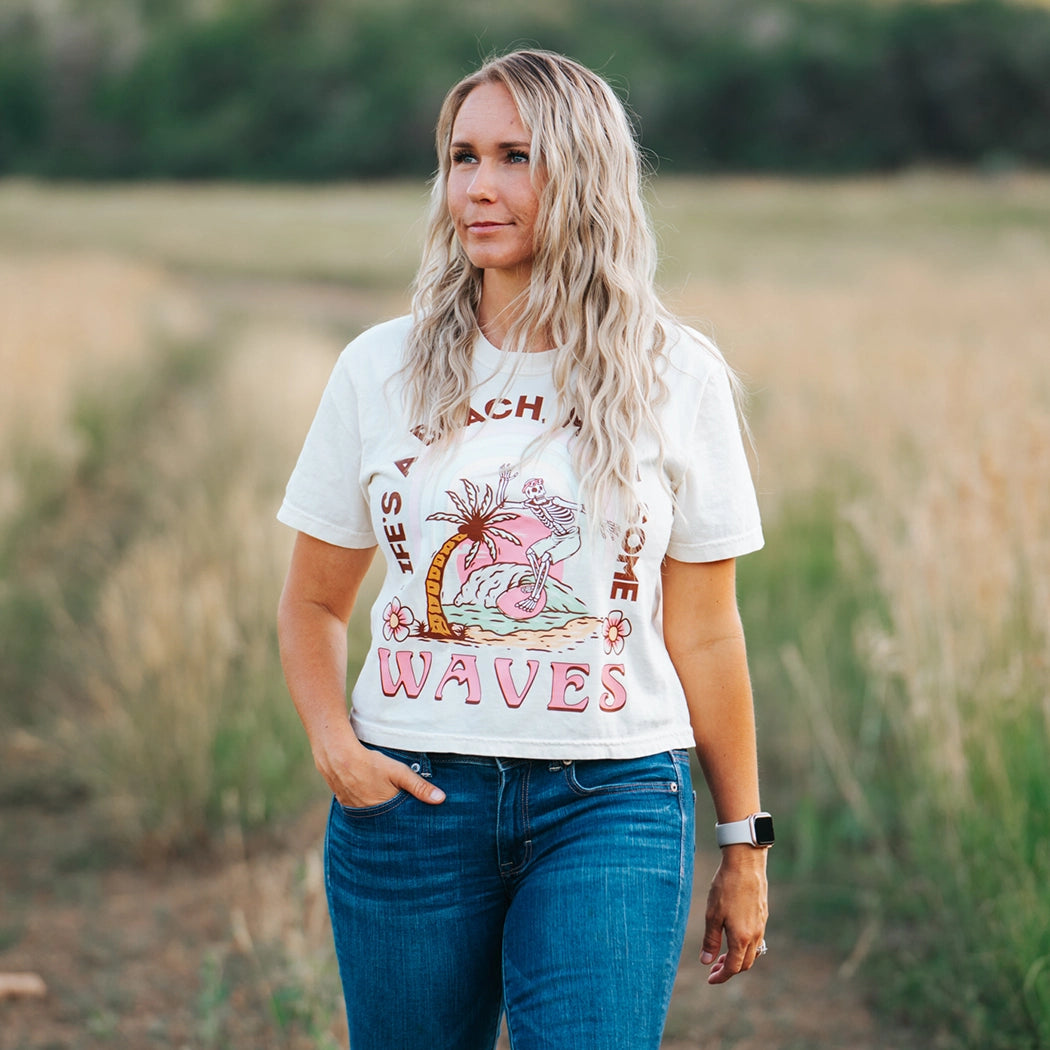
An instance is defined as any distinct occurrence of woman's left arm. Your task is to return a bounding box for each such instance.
[661,555,769,985]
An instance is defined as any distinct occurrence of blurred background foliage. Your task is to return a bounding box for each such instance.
[2,0,1050,179]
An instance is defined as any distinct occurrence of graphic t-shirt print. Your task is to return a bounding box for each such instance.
[412,463,600,650]
[368,383,644,717]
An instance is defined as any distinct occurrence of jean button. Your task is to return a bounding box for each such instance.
[410,763,421,773]
[669,782,678,793]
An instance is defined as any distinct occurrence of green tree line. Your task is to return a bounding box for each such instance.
[2,0,1049,178]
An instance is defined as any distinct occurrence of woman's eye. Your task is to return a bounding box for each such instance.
[452,150,477,164]
[508,150,530,164]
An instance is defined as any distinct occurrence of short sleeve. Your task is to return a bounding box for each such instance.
[276,350,376,548]
[665,360,764,562]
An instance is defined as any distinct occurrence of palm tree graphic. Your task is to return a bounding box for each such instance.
[424,478,521,638]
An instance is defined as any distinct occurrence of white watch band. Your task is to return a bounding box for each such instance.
[715,818,754,847]
[715,812,774,848]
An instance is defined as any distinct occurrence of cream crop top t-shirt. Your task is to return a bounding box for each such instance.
[278,315,763,759]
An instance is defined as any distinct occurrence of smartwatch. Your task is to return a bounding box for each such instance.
[716,812,775,849]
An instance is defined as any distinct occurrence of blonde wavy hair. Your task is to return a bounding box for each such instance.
[404,49,676,526]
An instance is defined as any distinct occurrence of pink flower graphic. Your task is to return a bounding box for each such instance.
[382,597,416,642]
[601,611,632,655]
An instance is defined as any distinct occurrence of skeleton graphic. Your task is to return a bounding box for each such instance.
[497,464,582,611]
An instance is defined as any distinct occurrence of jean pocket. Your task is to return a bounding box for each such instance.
[565,752,683,797]
[334,790,411,819]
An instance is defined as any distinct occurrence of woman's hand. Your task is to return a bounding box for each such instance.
[313,722,445,808]
[700,845,769,984]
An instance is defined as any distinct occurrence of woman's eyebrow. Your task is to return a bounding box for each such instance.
[451,139,531,150]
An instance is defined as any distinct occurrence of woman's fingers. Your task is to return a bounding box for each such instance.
[333,750,445,808]
[702,903,767,983]
[704,934,766,984]
[393,765,446,804]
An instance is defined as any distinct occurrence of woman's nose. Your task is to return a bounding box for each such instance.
[467,162,497,201]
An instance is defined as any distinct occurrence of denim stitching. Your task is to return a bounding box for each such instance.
[518,763,534,878]
[496,761,534,883]
[334,791,411,818]
[659,752,693,1030]
[564,753,684,797]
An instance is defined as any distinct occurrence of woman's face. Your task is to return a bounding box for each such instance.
[447,81,541,284]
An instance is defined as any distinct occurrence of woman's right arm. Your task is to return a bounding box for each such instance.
[277,532,445,807]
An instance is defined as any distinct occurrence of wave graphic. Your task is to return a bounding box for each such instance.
[448,563,588,635]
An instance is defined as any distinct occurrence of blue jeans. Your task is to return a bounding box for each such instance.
[324,747,695,1050]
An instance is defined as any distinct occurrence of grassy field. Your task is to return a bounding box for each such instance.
[1,173,1048,1048]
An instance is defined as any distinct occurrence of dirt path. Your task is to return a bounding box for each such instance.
[0,785,919,1050]
[664,861,891,1050]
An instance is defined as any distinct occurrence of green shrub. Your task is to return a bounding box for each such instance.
[2,0,1049,178]
[742,487,1050,1048]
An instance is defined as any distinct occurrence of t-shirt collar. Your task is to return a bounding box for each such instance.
[473,329,560,377]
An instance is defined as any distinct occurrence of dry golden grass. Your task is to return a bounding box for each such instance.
[0,179,426,284]
[2,173,1047,1045]
[676,244,1050,818]
[3,174,1047,831]
[663,181,1049,1042]
[67,320,347,847]
[0,250,204,513]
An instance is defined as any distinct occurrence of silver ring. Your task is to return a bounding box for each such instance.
[756,939,768,956]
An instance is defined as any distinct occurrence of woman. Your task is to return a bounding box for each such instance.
[277,49,771,1050]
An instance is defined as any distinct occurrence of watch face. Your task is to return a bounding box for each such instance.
[753,814,775,846]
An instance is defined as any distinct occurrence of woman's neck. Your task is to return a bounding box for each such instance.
[478,271,551,352]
